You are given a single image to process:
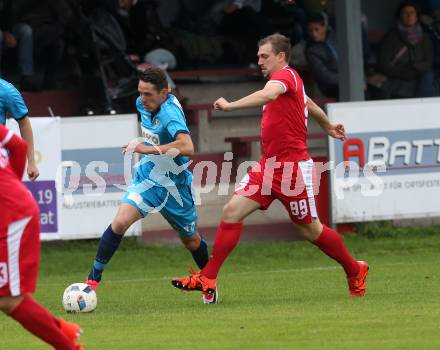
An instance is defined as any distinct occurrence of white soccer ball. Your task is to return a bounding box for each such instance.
[62,283,97,313]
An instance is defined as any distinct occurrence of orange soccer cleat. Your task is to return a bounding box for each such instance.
[59,318,84,348]
[172,270,217,296]
[347,260,369,297]
[202,289,219,304]
[84,279,99,291]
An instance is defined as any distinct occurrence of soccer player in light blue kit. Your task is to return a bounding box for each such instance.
[0,78,39,180]
[85,67,215,303]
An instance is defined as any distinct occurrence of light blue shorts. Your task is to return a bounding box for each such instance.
[122,181,198,238]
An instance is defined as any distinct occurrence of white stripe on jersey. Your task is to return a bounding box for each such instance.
[0,130,14,147]
[283,67,298,92]
[268,80,287,93]
[7,216,32,296]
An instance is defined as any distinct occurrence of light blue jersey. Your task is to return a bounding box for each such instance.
[122,94,197,237]
[136,93,192,187]
[0,79,29,125]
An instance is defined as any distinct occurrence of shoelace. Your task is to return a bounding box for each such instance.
[184,267,200,288]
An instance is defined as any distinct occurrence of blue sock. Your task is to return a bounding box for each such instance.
[88,225,123,282]
[191,237,209,269]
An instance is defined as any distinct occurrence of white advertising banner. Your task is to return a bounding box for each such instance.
[7,114,141,240]
[328,98,440,223]
[60,114,141,239]
[7,117,63,240]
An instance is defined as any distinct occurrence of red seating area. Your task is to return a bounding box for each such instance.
[184,103,213,124]
[20,65,336,118]
[224,135,261,157]
[169,67,259,80]
[22,90,80,117]
[22,90,335,119]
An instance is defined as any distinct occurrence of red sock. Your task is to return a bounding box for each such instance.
[9,294,77,350]
[201,221,243,279]
[313,225,360,277]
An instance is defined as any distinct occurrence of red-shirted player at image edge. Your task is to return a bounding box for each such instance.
[0,124,84,349]
[172,33,368,300]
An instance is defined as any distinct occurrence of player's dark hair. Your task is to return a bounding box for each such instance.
[258,33,291,62]
[307,12,328,27]
[138,67,168,92]
[396,1,420,19]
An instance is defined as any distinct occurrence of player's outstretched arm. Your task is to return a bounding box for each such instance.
[0,124,28,178]
[307,97,347,141]
[122,133,194,156]
[214,82,284,112]
[17,116,40,180]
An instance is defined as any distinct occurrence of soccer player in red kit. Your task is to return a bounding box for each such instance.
[172,33,368,300]
[0,124,84,349]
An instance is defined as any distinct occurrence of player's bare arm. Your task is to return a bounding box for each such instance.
[17,116,40,180]
[0,125,27,177]
[122,133,194,156]
[306,96,347,141]
[214,82,284,112]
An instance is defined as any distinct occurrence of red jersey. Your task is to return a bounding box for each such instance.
[261,66,310,162]
[0,124,31,212]
[0,125,40,298]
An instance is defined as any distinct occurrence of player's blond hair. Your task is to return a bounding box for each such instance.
[258,33,291,62]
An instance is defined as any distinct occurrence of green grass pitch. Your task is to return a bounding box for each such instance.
[1,232,439,349]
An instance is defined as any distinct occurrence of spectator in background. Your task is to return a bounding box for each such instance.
[82,0,119,14]
[214,0,265,63]
[419,0,440,83]
[117,0,172,59]
[303,0,334,15]
[174,0,217,35]
[68,0,132,115]
[0,0,38,91]
[305,12,339,98]
[305,12,386,101]
[303,0,371,63]
[12,0,73,89]
[378,1,438,98]
[263,0,307,46]
[219,0,263,34]
[117,0,182,100]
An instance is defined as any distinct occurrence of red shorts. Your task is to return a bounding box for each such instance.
[234,158,318,224]
[0,199,40,297]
